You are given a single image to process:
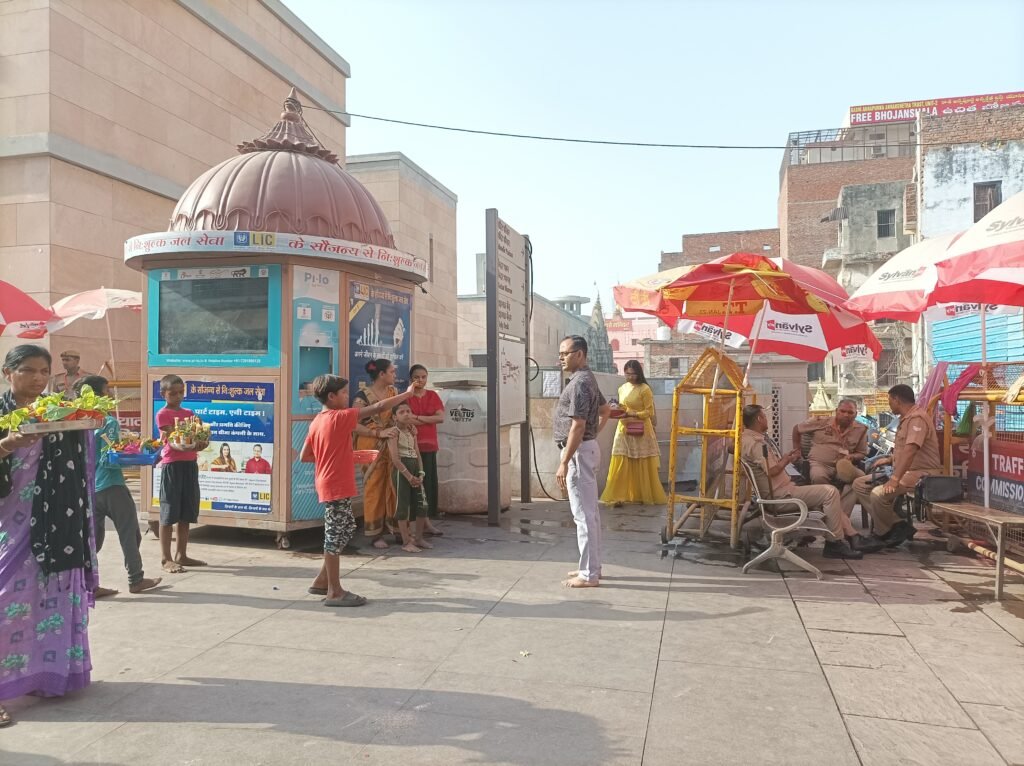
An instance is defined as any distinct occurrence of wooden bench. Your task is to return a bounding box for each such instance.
[930,501,1024,599]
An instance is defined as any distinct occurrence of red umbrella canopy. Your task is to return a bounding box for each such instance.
[663,252,851,317]
[0,281,55,339]
[613,254,853,326]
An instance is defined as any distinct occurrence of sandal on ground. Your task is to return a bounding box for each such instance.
[324,592,367,607]
[161,561,186,574]
[308,586,328,596]
[562,577,599,588]
[94,586,119,598]
[128,577,162,594]
[0,705,10,727]
[174,556,207,567]
[424,528,444,537]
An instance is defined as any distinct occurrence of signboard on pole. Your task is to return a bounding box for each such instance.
[486,209,531,525]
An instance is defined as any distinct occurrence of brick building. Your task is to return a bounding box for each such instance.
[778,126,915,268]
[659,228,779,271]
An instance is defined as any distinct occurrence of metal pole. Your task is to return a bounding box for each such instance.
[486,210,501,526]
[981,305,990,508]
[520,235,532,504]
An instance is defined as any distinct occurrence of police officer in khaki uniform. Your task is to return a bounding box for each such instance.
[50,350,93,397]
[792,398,868,516]
[853,385,942,546]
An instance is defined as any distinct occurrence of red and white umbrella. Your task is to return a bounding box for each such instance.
[616,253,868,385]
[935,190,1024,301]
[48,288,142,332]
[48,288,142,380]
[0,280,54,338]
[677,303,881,363]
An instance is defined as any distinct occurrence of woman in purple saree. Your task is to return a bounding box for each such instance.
[0,345,97,726]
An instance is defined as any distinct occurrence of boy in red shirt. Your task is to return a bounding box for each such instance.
[301,373,412,607]
[156,374,209,573]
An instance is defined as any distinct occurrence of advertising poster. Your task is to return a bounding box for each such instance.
[348,281,412,392]
[966,439,1024,514]
[293,266,340,415]
[152,381,275,514]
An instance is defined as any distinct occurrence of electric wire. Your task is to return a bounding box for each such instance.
[305,105,1015,151]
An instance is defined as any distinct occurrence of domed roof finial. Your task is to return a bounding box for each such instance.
[236,88,338,163]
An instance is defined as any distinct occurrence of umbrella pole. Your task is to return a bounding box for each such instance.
[981,305,990,508]
[742,306,768,389]
[709,279,735,401]
[104,305,121,422]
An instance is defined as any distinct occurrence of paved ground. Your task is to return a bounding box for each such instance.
[3,501,1024,766]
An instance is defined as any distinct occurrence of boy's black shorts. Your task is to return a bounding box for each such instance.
[159,461,201,525]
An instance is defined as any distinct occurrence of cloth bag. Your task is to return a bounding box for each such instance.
[625,420,645,436]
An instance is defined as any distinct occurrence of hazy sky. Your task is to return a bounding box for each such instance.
[287,0,1024,310]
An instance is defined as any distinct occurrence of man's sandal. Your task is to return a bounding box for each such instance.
[0,706,11,727]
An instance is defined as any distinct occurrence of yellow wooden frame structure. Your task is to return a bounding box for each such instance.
[664,348,748,549]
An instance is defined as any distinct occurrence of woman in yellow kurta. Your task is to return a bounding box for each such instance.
[601,360,667,506]
[353,358,399,549]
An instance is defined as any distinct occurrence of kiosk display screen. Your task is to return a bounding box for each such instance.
[147,265,282,368]
[159,276,270,355]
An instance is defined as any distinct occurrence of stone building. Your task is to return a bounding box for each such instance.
[347,153,458,370]
[821,179,915,407]
[458,288,613,371]
[0,0,458,374]
[585,294,614,373]
[915,105,1024,366]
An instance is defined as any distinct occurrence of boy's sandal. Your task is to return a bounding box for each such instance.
[424,530,443,537]
[308,586,328,596]
[324,592,367,607]
[0,706,11,727]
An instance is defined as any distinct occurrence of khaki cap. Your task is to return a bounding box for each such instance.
[60,350,81,359]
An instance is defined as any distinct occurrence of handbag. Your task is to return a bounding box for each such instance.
[625,420,645,436]
[916,475,963,504]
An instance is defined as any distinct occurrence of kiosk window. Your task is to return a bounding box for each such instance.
[159,276,270,355]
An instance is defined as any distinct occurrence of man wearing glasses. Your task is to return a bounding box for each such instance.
[554,335,612,588]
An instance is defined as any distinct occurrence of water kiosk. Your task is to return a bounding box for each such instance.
[124,92,428,548]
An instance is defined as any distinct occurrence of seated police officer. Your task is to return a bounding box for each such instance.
[741,404,882,559]
[792,398,868,517]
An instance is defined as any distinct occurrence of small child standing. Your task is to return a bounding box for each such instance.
[156,374,208,573]
[79,375,162,596]
[301,374,412,607]
[388,401,429,553]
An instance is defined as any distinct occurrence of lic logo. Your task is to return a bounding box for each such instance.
[234,232,251,246]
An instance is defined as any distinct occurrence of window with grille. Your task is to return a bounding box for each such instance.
[669,357,683,375]
[807,362,825,382]
[974,181,1002,222]
[876,348,898,387]
[876,209,896,239]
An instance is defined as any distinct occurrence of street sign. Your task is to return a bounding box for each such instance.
[486,209,532,524]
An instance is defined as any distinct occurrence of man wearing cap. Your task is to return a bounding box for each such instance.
[51,350,93,397]
[792,399,868,516]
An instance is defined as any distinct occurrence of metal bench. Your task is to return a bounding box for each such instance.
[739,459,838,580]
[929,501,1024,600]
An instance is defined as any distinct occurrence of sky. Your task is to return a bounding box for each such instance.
[287,0,1024,313]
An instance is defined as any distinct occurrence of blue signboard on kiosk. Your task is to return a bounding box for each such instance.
[147,264,282,367]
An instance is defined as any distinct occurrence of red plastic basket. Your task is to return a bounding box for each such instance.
[353,449,379,465]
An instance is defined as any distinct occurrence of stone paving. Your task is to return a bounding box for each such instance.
[3,501,1024,765]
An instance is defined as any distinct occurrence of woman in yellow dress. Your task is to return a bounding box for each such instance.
[601,360,667,506]
[353,358,399,549]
